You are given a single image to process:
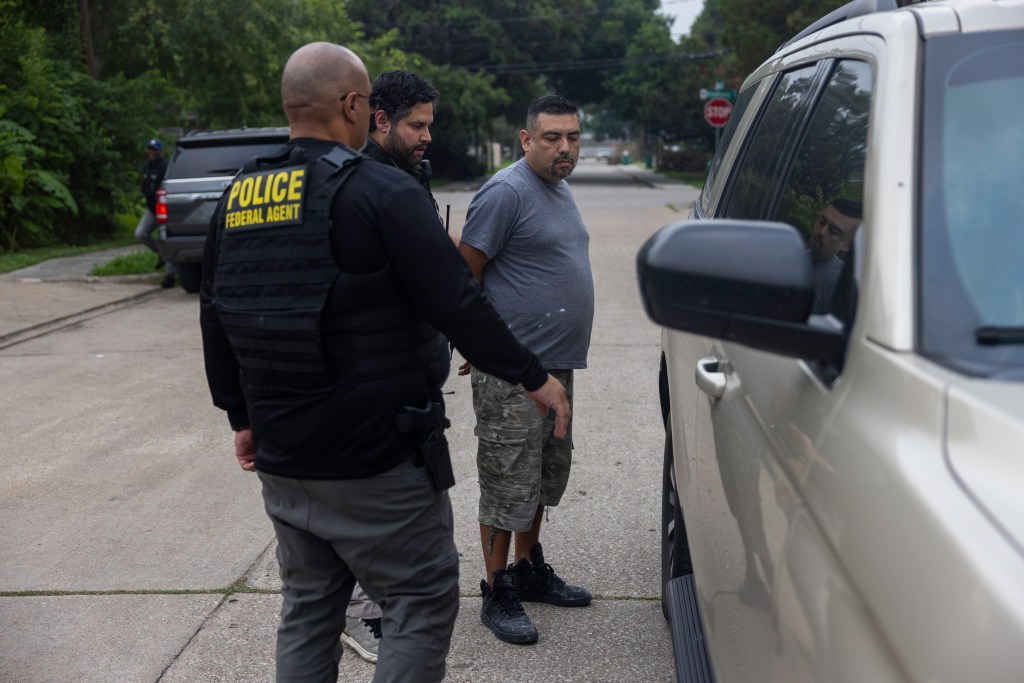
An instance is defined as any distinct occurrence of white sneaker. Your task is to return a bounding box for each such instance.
[341,616,381,663]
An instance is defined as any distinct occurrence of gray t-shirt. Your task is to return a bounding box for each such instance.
[460,159,594,369]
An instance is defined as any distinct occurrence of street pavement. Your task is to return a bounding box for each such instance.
[0,161,699,682]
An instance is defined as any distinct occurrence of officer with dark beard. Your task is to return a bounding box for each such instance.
[364,70,442,220]
[343,70,443,663]
[199,42,570,683]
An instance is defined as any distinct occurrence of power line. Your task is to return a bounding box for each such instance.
[470,49,724,75]
[358,9,607,31]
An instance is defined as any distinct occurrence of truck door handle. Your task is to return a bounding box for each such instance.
[695,356,726,398]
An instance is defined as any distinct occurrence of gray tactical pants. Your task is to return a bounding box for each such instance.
[346,582,382,620]
[134,209,175,275]
[259,459,459,683]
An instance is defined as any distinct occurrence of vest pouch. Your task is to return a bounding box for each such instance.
[217,303,334,392]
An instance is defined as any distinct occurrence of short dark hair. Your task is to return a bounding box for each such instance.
[526,95,579,133]
[369,71,439,132]
[831,197,863,220]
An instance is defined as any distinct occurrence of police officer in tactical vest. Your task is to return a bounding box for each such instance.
[199,42,570,683]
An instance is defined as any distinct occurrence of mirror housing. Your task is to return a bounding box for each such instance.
[637,220,847,366]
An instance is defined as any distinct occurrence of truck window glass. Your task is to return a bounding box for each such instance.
[720,64,820,220]
[699,86,757,215]
[774,60,872,323]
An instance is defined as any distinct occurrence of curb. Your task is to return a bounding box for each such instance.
[0,282,164,350]
[4,273,164,285]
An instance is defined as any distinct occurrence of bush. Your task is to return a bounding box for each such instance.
[0,13,172,252]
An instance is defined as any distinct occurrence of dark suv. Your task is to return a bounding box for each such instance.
[156,127,290,292]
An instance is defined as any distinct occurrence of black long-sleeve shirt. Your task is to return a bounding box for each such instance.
[199,139,546,479]
[140,156,168,213]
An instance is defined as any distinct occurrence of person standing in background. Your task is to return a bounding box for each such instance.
[134,138,175,288]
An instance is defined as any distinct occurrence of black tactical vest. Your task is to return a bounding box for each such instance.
[212,145,447,392]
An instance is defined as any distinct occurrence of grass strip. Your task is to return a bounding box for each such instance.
[89,250,160,276]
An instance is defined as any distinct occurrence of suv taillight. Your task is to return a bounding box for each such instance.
[155,188,167,224]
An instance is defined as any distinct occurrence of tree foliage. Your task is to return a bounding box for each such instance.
[0,0,860,251]
[696,0,848,76]
[345,0,672,123]
[1,3,164,249]
[94,0,365,128]
[603,0,849,162]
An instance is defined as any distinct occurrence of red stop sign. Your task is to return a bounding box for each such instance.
[704,97,733,128]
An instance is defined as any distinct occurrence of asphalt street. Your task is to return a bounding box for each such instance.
[0,160,700,682]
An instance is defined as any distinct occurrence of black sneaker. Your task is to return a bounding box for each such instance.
[480,570,538,644]
[160,274,175,289]
[510,542,592,607]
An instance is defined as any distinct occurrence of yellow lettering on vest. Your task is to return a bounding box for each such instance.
[271,172,287,203]
[253,176,265,205]
[265,175,278,205]
[287,169,305,201]
[238,177,254,207]
[226,181,241,210]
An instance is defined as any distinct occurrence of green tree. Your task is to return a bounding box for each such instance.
[603,19,729,159]
[347,0,672,114]
[706,0,848,76]
[0,115,77,252]
[1,1,176,249]
[94,0,364,129]
[345,0,684,171]
[0,6,151,250]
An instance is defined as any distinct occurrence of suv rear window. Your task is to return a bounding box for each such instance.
[165,141,288,179]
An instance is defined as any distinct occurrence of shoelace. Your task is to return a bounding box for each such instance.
[532,562,566,589]
[363,617,382,639]
[492,586,528,617]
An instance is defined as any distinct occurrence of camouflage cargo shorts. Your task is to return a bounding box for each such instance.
[470,368,574,532]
